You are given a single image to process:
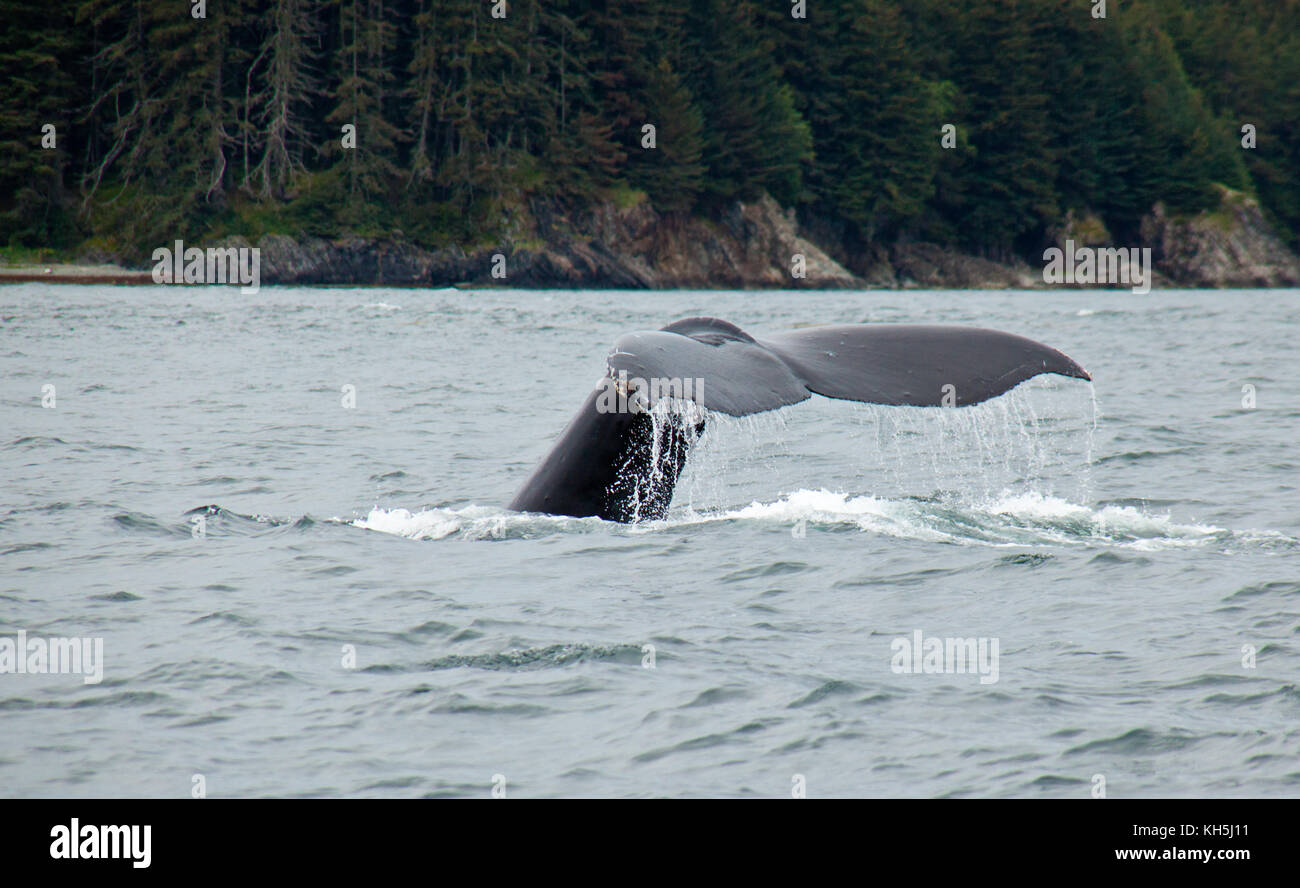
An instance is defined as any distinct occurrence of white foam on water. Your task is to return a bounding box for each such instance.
[980,490,1222,547]
[345,486,1297,552]
[689,487,1294,551]
[720,488,955,543]
[348,378,1293,552]
[347,505,596,541]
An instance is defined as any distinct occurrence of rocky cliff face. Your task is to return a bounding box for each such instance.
[249,192,861,289]
[237,186,1299,289]
[1140,186,1300,288]
[888,243,1040,290]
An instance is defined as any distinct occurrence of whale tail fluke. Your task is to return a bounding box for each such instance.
[508,318,1090,522]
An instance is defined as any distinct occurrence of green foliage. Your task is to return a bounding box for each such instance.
[0,0,78,246]
[3,0,1297,261]
[794,0,942,245]
[634,58,705,213]
[1147,0,1300,241]
[683,0,811,205]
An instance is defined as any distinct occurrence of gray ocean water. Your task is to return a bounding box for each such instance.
[1,285,1297,798]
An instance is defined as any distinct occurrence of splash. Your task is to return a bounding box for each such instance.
[609,397,708,523]
[674,375,1098,513]
[346,491,1296,551]
[710,488,1295,551]
[346,375,1292,550]
[347,504,594,541]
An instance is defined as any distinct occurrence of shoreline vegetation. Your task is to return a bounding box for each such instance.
[4,185,1297,289]
[7,188,1300,291]
[2,0,1299,289]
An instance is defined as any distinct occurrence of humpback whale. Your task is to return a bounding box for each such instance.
[507,318,1090,523]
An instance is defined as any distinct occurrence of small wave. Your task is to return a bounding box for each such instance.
[423,643,642,671]
[347,505,599,540]
[347,489,1295,552]
[714,489,1293,551]
[1064,727,1211,756]
[1074,308,1133,317]
[7,435,69,448]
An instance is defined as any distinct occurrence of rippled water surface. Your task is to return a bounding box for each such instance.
[2,285,1298,797]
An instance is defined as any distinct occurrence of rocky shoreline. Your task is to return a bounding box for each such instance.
[221,186,1300,289]
[4,187,1297,290]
